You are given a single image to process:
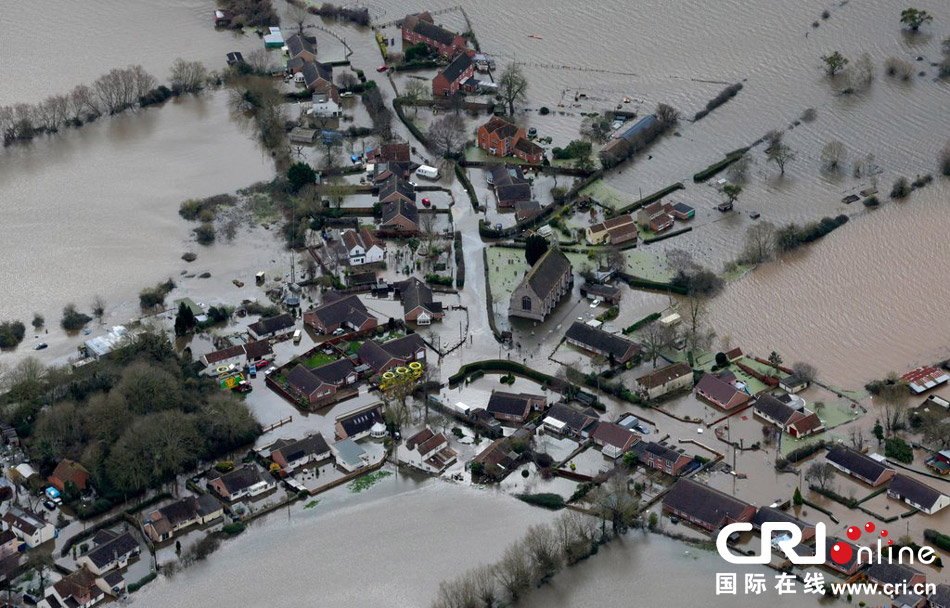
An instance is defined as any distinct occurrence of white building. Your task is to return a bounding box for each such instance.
[341,228,385,266]
[2,506,56,547]
[309,90,341,118]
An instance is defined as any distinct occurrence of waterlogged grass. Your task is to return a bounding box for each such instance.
[304,500,320,509]
[349,470,392,493]
[578,179,636,210]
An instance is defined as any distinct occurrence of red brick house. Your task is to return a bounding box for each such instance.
[401,12,468,58]
[639,441,693,476]
[303,293,378,334]
[476,116,545,164]
[662,478,756,532]
[432,51,475,96]
[285,360,358,407]
[590,422,641,459]
[49,459,90,494]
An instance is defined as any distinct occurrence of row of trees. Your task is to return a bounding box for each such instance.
[432,475,641,608]
[1,60,210,147]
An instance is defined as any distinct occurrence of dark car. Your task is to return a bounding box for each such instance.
[43,500,57,511]
[34,342,48,350]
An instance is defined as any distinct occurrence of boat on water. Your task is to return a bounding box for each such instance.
[528,34,543,40]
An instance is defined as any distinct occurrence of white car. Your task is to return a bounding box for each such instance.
[589,299,602,308]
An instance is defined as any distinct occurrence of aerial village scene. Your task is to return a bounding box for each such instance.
[1,1,950,607]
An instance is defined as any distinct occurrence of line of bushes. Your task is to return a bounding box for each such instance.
[693,147,750,182]
[924,529,950,552]
[781,439,827,465]
[454,162,480,211]
[393,60,441,72]
[516,493,566,510]
[0,321,26,348]
[643,226,692,244]
[616,273,687,295]
[448,359,564,390]
[392,99,429,147]
[128,572,158,593]
[775,215,848,252]
[811,485,858,509]
[453,231,465,288]
[622,312,661,335]
[617,182,685,214]
[425,274,453,287]
[693,83,743,122]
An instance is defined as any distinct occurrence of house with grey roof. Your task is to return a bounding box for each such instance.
[564,321,641,365]
[269,433,332,473]
[886,473,950,514]
[285,33,317,62]
[662,478,756,532]
[356,334,427,375]
[304,294,377,334]
[826,444,896,487]
[247,313,295,340]
[395,277,443,325]
[508,247,572,322]
[78,531,141,575]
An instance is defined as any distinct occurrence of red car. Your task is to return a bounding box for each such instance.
[421,198,432,207]
[255,359,269,370]
[376,65,389,73]
[232,381,253,394]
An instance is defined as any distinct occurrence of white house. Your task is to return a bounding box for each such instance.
[341,228,385,266]
[309,90,341,118]
[887,474,950,515]
[1,506,56,547]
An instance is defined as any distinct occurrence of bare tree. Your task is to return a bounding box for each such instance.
[665,248,697,275]
[806,461,836,492]
[523,524,563,582]
[739,221,776,264]
[791,362,817,384]
[69,84,100,120]
[428,114,467,157]
[497,63,528,116]
[336,71,358,91]
[92,295,106,323]
[845,53,874,92]
[494,540,532,602]
[820,141,847,172]
[404,79,429,115]
[726,154,752,183]
[590,472,639,534]
[681,292,715,356]
[245,49,272,74]
[286,3,309,34]
[767,141,795,175]
[604,244,626,274]
[170,59,209,94]
[876,378,909,433]
[655,102,680,125]
[640,322,674,368]
[469,564,499,607]
[849,429,867,451]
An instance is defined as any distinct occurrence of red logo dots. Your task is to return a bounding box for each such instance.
[864,522,875,533]
[881,529,888,538]
[846,526,861,541]
[888,540,893,545]
[831,542,853,564]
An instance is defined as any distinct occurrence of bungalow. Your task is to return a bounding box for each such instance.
[636,362,693,400]
[269,433,332,473]
[378,175,416,205]
[41,567,105,608]
[247,313,295,340]
[695,373,751,410]
[900,367,950,394]
[380,199,420,234]
[753,394,825,438]
[886,474,950,515]
[201,340,273,373]
[357,334,427,375]
[78,531,140,575]
[489,164,531,209]
[1,506,56,548]
[585,214,636,245]
[590,422,640,459]
[930,585,950,608]
[369,142,411,164]
[301,61,333,93]
[564,321,641,365]
[473,437,519,479]
[662,478,756,532]
[826,444,896,487]
[636,201,674,233]
[332,438,370,473]
[335,404,385,441]
[143,494,224,543]
[341,228,385,266]
[580,282,621,305]
[208,465,275,501]
[638,441,693,476]
[373,160,414,184]
[395,277,443,325]
[514,200,542,222]
[304,293,378,334]
[824,537,863,576]
[779,374,809,394]
[48,459,90,494]
[508,248,573,322]
[476,116,544,164]
[866,564,926,595]
[432,51,475,96]
[285,33,317,63]
[542,403,598,439]
[0,529,18,560]
[404,428,458,474]
[751,506,816,542]
[486,391,547,424]
[286,360,358,407]
[401,12,468,58]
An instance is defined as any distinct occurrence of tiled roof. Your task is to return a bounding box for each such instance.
[525,247,572,301]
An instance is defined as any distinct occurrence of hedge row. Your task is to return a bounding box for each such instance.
[454,231,465,288]
[617,182,685,214]
[393,59,441,72]
[392,99,429,147]
[643,226,692,244]
[616,273,688,295]
[128,572,158,593]
[454,162,480,211]
[693,147,750,182]
[516,493,565,510]
[449,360,564,390]
[622,312,661,335]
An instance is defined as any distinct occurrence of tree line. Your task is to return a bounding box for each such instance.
[0,59,210,147]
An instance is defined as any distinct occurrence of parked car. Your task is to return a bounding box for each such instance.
[421,198,432,207]
[749,210,761,219]
[408,180,418,188]
[527,127,537,137]
[43,500,57,511]
[33,343,48,350]
[264,366,277,376]
[232,381,252,394]
[589,299,601,308]
[332,328,346,336]
[255,359,269,370]
[376,65,388,72]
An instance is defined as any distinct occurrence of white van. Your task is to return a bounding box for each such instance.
[415,165,439,180]
[292,329,302,345]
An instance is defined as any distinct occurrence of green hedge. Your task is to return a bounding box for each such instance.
[617,182,685,214]
[617,274,687,295]
[623,312,661,335]
[454,163,480,211]
[449,360,561,389]
[128,572,158,593]
[693,148,750,182]
[516,493,565,510]
[393,59,440,72]
[453,231,465,288]
[643,226,692,244]
[925,529,950,552]
[392,99,428,147]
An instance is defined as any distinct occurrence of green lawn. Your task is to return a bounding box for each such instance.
[486,247,530,304]
[578,179,636,210]
[305,352,337,368]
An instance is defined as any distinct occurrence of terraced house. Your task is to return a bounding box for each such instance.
[476,116,545,164]
[401,12,468,58]
[508,248,573,322]
[432,51,475,96]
